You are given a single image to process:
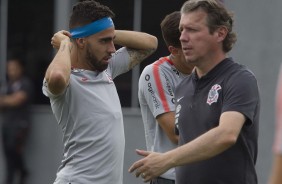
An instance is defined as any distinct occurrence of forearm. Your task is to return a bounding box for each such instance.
[45,39,72,95]
[166,111,244,168]
[114,30,158,70]
[0,95,20,107]
[157,112,179,144]
[268,154,282,184]
[166,126,235,168]
[0,92,27,107]
[114,30,158,50]
[127,128,233,182]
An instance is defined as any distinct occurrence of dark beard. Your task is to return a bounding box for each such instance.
[86,46,109,72]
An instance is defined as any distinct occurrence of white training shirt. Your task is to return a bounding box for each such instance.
[43,47,130,184]
[138,57,188,180]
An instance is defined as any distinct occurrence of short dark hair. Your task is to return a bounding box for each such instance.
[160,11,181,48]
[69,0,115,30]
[181,0,236,53]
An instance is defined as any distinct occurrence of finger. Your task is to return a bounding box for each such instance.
[59,30,71,37]
[128,160,144,173]
[142,173,153,183]
[63,30,72,37]
[136,166,150,178]
[136,149,151,157]
[135,169,143,177]
[143,176,152,183]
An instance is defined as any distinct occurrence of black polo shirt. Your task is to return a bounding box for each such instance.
[174,58,259,184]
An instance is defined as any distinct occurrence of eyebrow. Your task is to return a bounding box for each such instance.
[100,36,115,42]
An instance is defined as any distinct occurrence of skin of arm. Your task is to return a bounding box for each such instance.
[156,112,179,144]
[45,31,73,95]
[0,91,27,108]
[129,111,245,182]
[268,68,282,184]
[268,154,282,184]
[114,30,158,69]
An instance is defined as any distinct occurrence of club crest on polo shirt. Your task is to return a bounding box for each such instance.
[207,84,222,105]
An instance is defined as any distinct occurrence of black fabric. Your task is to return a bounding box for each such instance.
[1,76,33,184]
[150,177,175,184]
[174,58,259,184]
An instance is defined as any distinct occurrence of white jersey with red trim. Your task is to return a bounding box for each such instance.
[42,47,130,184]
[138,57,188,180]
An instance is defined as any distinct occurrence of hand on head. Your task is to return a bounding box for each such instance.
[51,30,72,49]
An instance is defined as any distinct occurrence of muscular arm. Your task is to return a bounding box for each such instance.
[114,30,158,69]
[129,111,245,181]
[45,31,72,95]
[156,112,179,144]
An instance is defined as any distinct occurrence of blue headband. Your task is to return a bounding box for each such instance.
[70,17,114,38]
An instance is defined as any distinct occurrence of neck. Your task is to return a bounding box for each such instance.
[195,52,226,78]
[169,54,194,75]
[71,45,88,69]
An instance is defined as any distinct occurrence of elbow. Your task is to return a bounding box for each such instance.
[221,134,238,148]
[47,70,69,95]
[143,35,158,52]
[147,36,158,52]
[146,36,158,57]
[151,36,158,50]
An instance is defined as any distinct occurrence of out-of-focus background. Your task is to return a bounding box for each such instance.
[0,0,280,183]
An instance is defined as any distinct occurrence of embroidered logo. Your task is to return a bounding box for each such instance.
[207,84,222,105]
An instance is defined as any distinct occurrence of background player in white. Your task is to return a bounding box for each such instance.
[43,1,157,184]
[138,11,193,184]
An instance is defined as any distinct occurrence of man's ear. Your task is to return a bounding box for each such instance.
[168,46,180,56]
[76,38,85,49]
[216,26,228,43]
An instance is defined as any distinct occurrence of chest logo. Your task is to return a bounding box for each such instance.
[207,84,222,105]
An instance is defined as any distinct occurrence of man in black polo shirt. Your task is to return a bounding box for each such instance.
[129,0,260,183]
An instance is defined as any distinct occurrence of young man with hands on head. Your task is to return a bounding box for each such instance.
[43,0,157,184]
